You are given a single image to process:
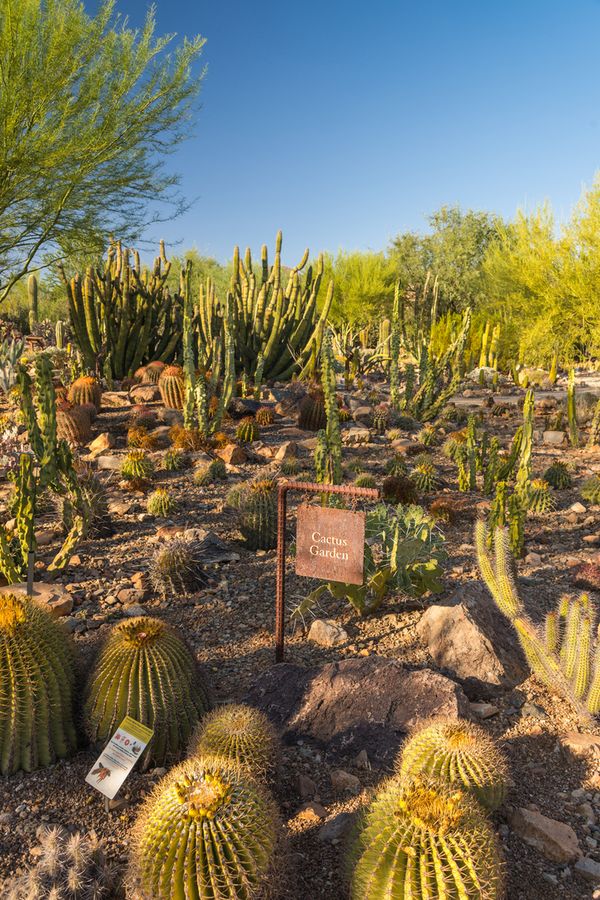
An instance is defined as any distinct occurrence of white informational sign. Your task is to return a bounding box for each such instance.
[86,716,153,800]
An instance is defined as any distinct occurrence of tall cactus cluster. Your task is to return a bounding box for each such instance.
[0,593,77,775]
[84,616,211,770]
[476,522,600,720]
[314,331,343,486]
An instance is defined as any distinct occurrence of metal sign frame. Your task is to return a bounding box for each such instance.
[275,480,379,662]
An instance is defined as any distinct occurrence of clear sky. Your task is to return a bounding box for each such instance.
[99,0,600,264]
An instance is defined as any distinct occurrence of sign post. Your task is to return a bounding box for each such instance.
[275,480,379,662]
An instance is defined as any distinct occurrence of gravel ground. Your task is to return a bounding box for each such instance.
[1,384,600,899]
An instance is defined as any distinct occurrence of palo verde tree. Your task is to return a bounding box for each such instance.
[0,0,205,301]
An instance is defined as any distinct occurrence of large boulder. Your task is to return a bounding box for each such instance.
[416,582,528,699]
[245,656,470,765]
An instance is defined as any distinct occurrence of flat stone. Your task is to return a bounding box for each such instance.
[0,582,73,619]
[274,441,298,461]
[100,391,131,408]
[228,397,261,419]
[575,856,600,883]
[561,732,600,757]
[308,619,349,648]
[416,582,528,698]
[156,407,183,426]
[572,502,587,514]
[88,432,115,453]
[245,656,470,765]
[543,430,567,446]
[95,454,123,472]
[129,383,160,403]
[352,406,373,425]
[470,701,500,719]
[510,807,582,863]
[296,773,317,800]
[342,427,371,445]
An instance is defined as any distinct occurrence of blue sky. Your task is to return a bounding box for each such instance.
[103,0,600,264]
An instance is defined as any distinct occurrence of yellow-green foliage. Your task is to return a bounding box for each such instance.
[147,487,176,517]
[236,417,259,443]
[0,593,77,775]
[397,719,508,811]
[129,756,279,900]
[84,616,210,770]
[349,777,504,899]
[190,704,279,780]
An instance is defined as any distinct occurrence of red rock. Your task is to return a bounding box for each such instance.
[510,807,581,863]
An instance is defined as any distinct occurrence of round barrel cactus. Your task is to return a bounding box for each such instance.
[130,756,279,900]
[84,616,210,769]
[57,403,92,445]
[158,364,185,409]
[255,406,274,426]
[0,593,77,775]
[146,487,177,517]
[349,777,504,899]
[528,478,556,514]
[67,375,102,411]
[236,416,260,443]
[397,719,508,811]
[121,449,155,488]
[190,704,279,780]
[298,390,327,431]
[543,460,572,490]
[238,480,277,550]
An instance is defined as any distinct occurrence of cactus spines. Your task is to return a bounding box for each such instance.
[127,424,159,450]
[121,449,155,488]
[236,416,260,443]
[190,704,279,780]
[417,424,439,446]
[194,457,227,486]
[298,390,327,431]
[396,718,508,811]
[528,478,556,514]
[255,406,274,426]
[349,776,504,900]
[147,487,177,517]
[158,364,185,409]
[543,461,572,490]
[85,616,210,770]
[169,424,209,452]
[371,404,390,435]
[163,447,186,471]
[279,458,300,477]
[67,375,102,411]
[0,593,77,775]
[5,826,117,899]
[150,535,207,597]
[56,403,92,445]
[130,755,278,900]
[238,480,277,550]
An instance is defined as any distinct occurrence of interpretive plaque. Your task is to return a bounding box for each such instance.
[295,504,365,585]
[86,716,153,800]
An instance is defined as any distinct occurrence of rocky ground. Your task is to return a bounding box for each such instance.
[2,373,600,898]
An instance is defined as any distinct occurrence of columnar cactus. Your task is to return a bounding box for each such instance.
[0,593,77,775]
[238,480,278,550]
[85,616,210,769]
[190,704,279,780]
[397,719,508,810]
[349,777,504,900]
[28,273,39,327]
[158,365,185,409]
[67,375,102,412]
[236,416,260,443]
[129,756,279,900]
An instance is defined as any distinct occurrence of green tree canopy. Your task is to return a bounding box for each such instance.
[0,0,205,301]
[323,250,396,325]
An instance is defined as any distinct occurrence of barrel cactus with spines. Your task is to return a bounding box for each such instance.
[236,416,260,443]
[129,755,279,900]
[396,719,508,811]
[121,449,155,488]
[147,487,177,517]
[130,404,157,429]
[0,593,77,775]
[144,360,166,383]
[150,535,207,597]
[582,475,600,505]
[382,474,418,504]
[85,616,210,770]
[239,479,278,550]
[298,390,327,431]
[190,704,279,780]
[163,448,186,471]
[371,404,390,435]
[349,777,504,900]
[528,478,556,514]
[543,460,572,490]
[56,403,92,445]
[127,424,159,450]
[417,424,439,446]
[410,459,439,492]
[194,457,227,486]
[158,365,185,409]
[255,407,274,426]
[385,454,408,477]
[279,458,300,477]
[67,375,102,411]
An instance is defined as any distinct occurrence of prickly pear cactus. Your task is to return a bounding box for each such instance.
[349,777,504,899]
[0,593,77,775]
[190,704,279,780]
[397,719,508,810]
[129,756,279,900]
[85,616,210,770]
[67,375,102,411]
[158,365,185,409]
[238,480,278,550]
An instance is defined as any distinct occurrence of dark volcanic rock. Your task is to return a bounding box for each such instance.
[244,656,470,765]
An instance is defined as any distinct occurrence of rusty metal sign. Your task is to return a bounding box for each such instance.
[295,504,365,585]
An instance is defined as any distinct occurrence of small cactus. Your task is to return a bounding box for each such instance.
[410,459,439,492]
[158,364,185,409]
[491,402,511,417]
[397,718,508,810]
[60,468,113,537]
[147,487,177,517]
[57,403,92,445]
[0,593,77,775]
[255,407,274,426]
[5,826,117,899]
[143,360,166,384]
[354,473,377,489]
[371,404,390,435]
[169,424,208,451]
[121,449,155,488]
[582,475,600,505]
[442,429,467,461]
[238,480,278,550]
[190,704,279,780]
[150,535,207,597]
[528,478,556,514]
[163,448,186,471]
[194,457,227,486]
[298,390,327,431]
[543,460,572,490]
[127,424,160,450]
[382,474,418,504]
[349,777,504,900]
[385,454,408,477]
[236,416,260,443]
[279,458,300,477]
[129,756,279,900]
[130,404,157,429]
[85,616,210,769]
[67,375,102,411]
[417,424,439,446]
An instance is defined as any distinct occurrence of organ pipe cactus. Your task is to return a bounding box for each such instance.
[129,756,279,900]
[397,719,508,811]
[190,704,279,781]
[349,776,504,899]
[28,273,38,327]
[85,617,211,770]
[476,522,600,720]
[0,593,77,775]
